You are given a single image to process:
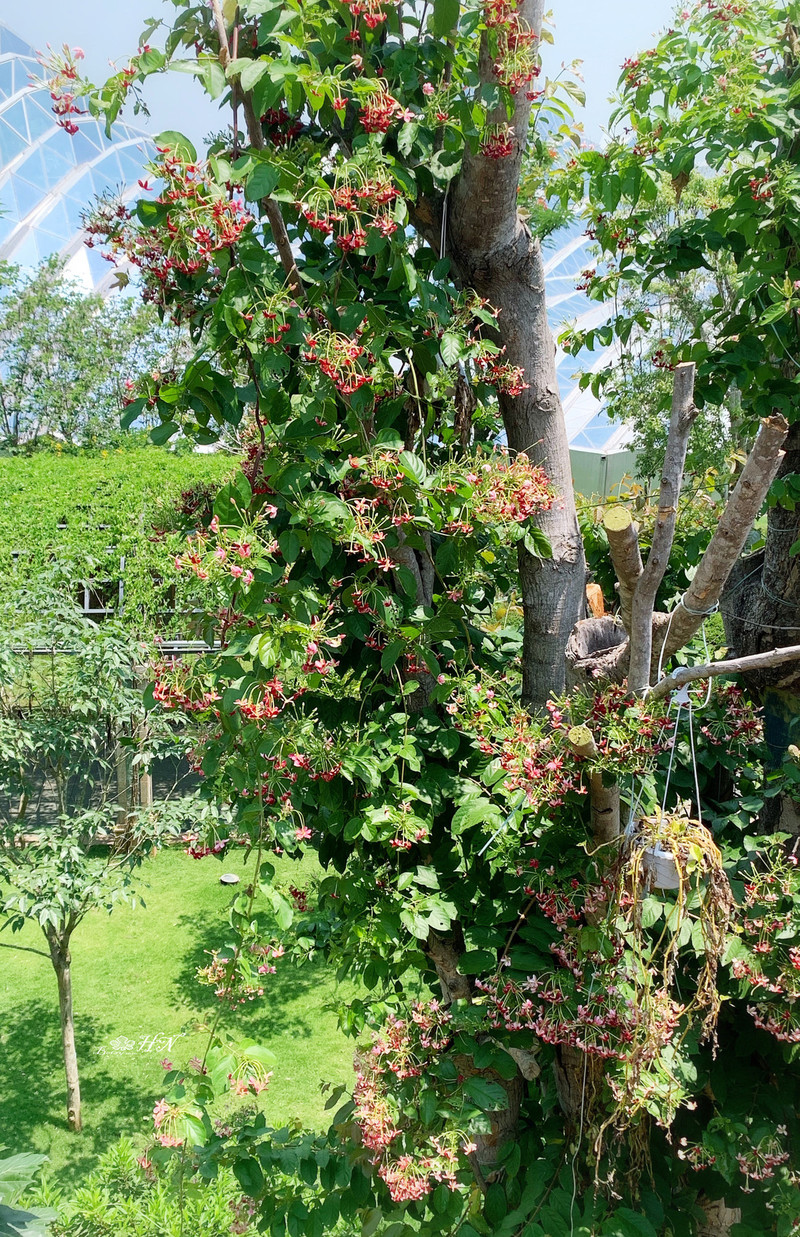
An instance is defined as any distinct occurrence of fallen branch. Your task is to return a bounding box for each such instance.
[660,414,789,662]
[628,363,698,694]
[647,642,800,703]
[603,506,643,634]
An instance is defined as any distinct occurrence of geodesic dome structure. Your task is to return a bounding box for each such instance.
[0,23,152,293]
[0,21,630,493]
[543,219,635,496]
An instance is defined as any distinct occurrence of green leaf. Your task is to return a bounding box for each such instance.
[381,640,405,672]
[420,1088,438,1125]
[463,1077,508,1111]
[435,537,459,575]
[310,531,333,568]
[522,527,553,560]
[240,58,271,93]
[245,161,280,201]
[279,530,301,563]
[484,1183,507,1227]
[0,1202,56,1237]
[398,451,426,486]
[149,421,180,445]
[120,399,145,431]
[431,0,459,36]
[138,48,166,74]
[440,332,464,367]
[459,949,497,975]
[610,1210,658,1237]
[429,150,462,184]
[154,130,197,161]
[233,1155,264,1195]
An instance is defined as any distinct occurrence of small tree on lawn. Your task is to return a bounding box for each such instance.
[0,585,190,1132]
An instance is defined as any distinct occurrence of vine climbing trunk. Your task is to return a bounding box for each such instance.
[443,0,586,708]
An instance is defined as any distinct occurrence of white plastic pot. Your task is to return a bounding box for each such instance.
[641,843,681,891]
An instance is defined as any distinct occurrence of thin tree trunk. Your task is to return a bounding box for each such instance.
[48,930,82,1132]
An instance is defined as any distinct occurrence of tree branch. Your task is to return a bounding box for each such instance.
[603,506,643,635]
[647,642,800,703]
[450,0,544,258]
[209,0,304,296]
[628,363,698,694]
[660,413,789,661]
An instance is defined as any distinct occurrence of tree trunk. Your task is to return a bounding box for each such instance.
[48,931,82,1132]
[696,1196,742,1237]
[452,231,587,707]
[723,418,800,691]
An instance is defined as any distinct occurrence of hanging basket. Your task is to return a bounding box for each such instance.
[640,841,681,891]
[628,809,703,894]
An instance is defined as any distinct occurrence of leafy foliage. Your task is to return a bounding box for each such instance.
[0,260,185,452]
[34,0,800,1231]
[0,449,232,635]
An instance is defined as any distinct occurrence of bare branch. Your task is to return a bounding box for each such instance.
[660,414,789,661]
[647,642,800,703]
[603,506,643,634]
[628,363,698,694]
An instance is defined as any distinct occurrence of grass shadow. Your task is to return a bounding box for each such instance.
[171,909,339,1040]
[0,998,149,1185]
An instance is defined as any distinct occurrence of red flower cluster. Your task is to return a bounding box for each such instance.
[475,875,682,1065]
[749,174,773,202]
[261,106,303,146]
[492,15,541,97]
[341,0,401,28]
[303,330,372,394]
[479,123,515,159]
[39,44,86,134]
[469,453,553,524]
[484,0,517,27]
[353,1003,472,1203]
[360,89,404,133]
[476,354,528,395]
[84,153,252,313]
[300,175,399,252]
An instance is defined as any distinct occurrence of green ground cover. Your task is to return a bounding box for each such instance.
[0,446,234,633]
[0,847,356,1186]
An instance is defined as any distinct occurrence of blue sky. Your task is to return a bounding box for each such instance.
[22,0,677,148]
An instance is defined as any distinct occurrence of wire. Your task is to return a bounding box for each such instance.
[661,699,684,820]
[687,700,704,828]
[568,973,595,1237]
[760,579,800,609]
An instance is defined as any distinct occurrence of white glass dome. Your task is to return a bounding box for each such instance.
[0,23,153,293]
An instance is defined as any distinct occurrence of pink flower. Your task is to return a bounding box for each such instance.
[210,515,220,533]
[160,1058,173,1071]
[242,570,254,586]
[295,825,313,840]
[73,46,85,59]
[263,503,278,517]
[230,563,243,578]
[422,82,435,95]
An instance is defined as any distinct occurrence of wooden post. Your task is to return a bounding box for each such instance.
[603,506,643,634]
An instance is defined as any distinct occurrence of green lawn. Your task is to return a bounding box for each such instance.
[0,848,357,1186]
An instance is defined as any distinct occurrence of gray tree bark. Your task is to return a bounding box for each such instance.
[438,0,586,706]
[48,929,82,1132]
